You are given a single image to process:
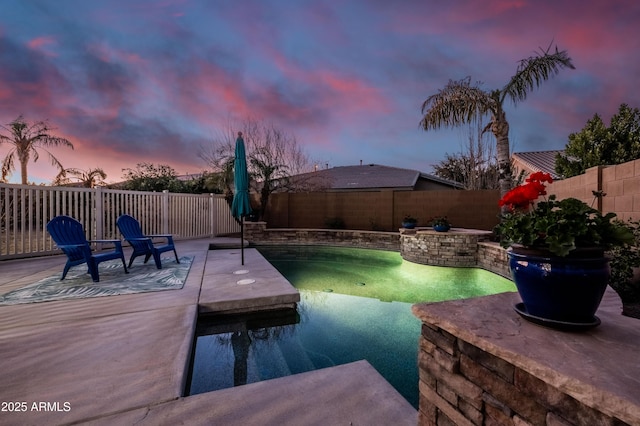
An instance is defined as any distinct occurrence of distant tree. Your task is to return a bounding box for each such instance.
[121,163,184,192]
[434,153,500,190]
[420,45,574,197]
[246,121,304,219]
[555,115,611,178]
[199,117,323,220]
[54,167,107,188]
[120,165,218,194]
[433,120,500,190]
[0,115,74,184]
[610,104,640,161]
[180,172,226,194]
[433,153,467,184]
[199,133,236,204]
[556,104,640,178]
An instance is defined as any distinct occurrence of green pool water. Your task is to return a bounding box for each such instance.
[260,245,515,303]
[188,245,515,408]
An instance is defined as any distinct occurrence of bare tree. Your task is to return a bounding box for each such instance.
[199,124,239,206]
[461,118,500,190]
[199,117,325,220]
[433,118,500,190]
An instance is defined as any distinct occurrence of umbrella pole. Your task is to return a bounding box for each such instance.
[241,216,245,265]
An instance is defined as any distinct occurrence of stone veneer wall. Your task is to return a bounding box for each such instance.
[476,241,510,279]
[413,290,640,426]
[400,228,493,267]
[417,318,630,426]
[243,222,400,251]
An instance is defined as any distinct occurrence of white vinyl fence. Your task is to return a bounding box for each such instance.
[0,183,240,260]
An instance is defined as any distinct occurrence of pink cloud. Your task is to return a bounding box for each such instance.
[26,36,57,57]
[257,40,391,116]
[312,70,391,115]
[87,43,145,66]
[157,59,253,123]
[27,36,53,49]
[0,77,71,125]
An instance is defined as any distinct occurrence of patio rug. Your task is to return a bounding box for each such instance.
[0,256,193,306]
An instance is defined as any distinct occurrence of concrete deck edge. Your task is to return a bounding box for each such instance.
[83,360,417,426]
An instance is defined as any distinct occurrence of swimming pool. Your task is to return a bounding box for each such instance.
[259,245,515,302]
[188,246,516,408]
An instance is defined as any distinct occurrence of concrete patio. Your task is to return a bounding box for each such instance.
[0,238,416,425]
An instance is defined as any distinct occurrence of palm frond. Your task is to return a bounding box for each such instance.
[1,150,16,181]
[89,168,107,180]
[41,147,66,172]
[502,45,575,104]
[420,77,493,130]
[39,135,75,149]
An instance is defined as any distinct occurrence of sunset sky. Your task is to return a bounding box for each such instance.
[1,0,639,184]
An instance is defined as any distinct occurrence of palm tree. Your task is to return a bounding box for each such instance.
[420,45,575,197]
[0,115,74,184]
[54,167,107,188]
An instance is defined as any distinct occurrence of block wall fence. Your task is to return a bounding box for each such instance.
[266,190,501,231]
[264,159,640,232]
[543,159,640,222]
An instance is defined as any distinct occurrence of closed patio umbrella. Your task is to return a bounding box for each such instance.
[231,132,252,265]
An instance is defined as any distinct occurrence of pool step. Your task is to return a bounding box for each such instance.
[251,336,292,380]
[278,337,320,374]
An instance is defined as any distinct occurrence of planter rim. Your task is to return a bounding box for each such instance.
[507,245,608,261]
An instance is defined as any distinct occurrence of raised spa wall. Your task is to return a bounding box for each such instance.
[243,222,639,426]
[399,227,509,276]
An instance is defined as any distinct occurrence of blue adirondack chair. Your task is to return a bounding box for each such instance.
[116,214,179,269]
[46,215,129,282]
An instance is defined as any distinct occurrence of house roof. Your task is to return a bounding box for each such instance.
[512,150,564,180]
[299,164,462,190]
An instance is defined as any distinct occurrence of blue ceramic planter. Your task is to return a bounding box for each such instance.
[433,224,450,232]
[402,222,416,229]
[508,248,610,326]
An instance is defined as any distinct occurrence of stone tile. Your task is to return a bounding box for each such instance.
[421,324,457,355]
[419,380,475,426]
[458,339,514,383]
[460,354,547,425]
[418,350,483,408]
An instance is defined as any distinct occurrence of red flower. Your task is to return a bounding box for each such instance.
[499,172,553,210]
[499,186,532,210]
[526,172,553,184]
